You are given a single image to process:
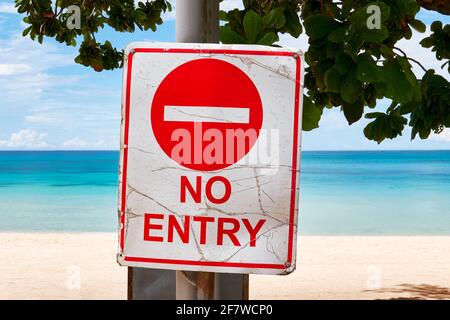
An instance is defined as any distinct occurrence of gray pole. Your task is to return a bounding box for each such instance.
[128,0,248,301]
[175,0,219,300]
[175,0,248,300]
[176,0,219,43]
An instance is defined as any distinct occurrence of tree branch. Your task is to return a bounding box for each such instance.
[417,0,450,15]
[393,47,428,73]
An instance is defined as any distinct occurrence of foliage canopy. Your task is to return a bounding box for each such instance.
[15,0,450,143]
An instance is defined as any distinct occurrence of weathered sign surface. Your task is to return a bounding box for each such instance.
[117,42,304,275]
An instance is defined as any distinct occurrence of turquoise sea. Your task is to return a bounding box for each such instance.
[0,151,449,235]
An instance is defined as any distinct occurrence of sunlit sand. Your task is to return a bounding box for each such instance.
[1,233,449,300]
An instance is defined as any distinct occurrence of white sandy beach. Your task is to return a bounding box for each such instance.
[1,233,449,300]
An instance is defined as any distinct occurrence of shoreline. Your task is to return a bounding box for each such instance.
[1,233,450,300]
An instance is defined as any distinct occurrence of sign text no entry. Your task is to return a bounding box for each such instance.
[117,43,304,275]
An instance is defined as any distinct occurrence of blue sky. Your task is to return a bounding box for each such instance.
[0,0,449,150]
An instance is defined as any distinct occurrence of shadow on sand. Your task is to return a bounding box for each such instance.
[366,284,450,300]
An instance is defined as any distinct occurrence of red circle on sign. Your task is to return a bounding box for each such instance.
[151,58,263,171]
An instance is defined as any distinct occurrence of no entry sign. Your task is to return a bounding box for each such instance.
[152,58,263,171]
[117,42,304,275]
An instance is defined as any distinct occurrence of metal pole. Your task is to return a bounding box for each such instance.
[175,0,248,300]
[128,0,248,301]
[175,0,219,300]
[176,0,219,43]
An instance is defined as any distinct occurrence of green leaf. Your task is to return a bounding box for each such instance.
[363,113,406,144]
[409,19,426,33]
[302,96,323,131]
[284,9,302,38]
[404,26,413,40]
[398,101,417,115]
[361,25,389,43]
[430,21,442,32]
[379,45,394,57]
[220,25,246,44]
[340,66,362,104]
[420,37,433,48]
[134,9,147,22]
[324,67,342,93]
[396,56,417,85]
[243,10,262,43]
[343,100,364,124]
[262,8,285,29]
[365,112,386,119]
[356,54,381,82]
[256,32,278,45]
[335,52,353,75]
[342,0,354,15]
[219,10,228,21]
[327,26,347,43]
[304,14,340,39]
[382,60,415,103]
[22,26,32,37]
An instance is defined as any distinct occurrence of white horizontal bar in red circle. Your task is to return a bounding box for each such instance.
[164,105,250,124]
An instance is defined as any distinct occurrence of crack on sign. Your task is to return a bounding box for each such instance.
[262,190,275,204]
[233,56,295,81]
[191,204,207,261]
[253,168,267,216]
[222,223,285,262]
[232,179,273,195]
[127,184,182,217]
[265,234,284,263]
[129,146,156,155]
[201,202,286,224]
[150,166,199,174]
[229,172,269,184]
[125,209,142,242]
[126,209,141,220]
[123,208,142,245]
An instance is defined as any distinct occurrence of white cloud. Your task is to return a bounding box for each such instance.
[0,63,32,75]
[25,114,62,124]
[0,33,79,105]
[63,137,89,148]
[61,137,117,149]
[0,34,74,72]
[0,129,50,149]
[431,129,450,142]
[0,3,15,14]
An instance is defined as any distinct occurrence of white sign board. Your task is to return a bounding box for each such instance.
[117,42,304,275]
